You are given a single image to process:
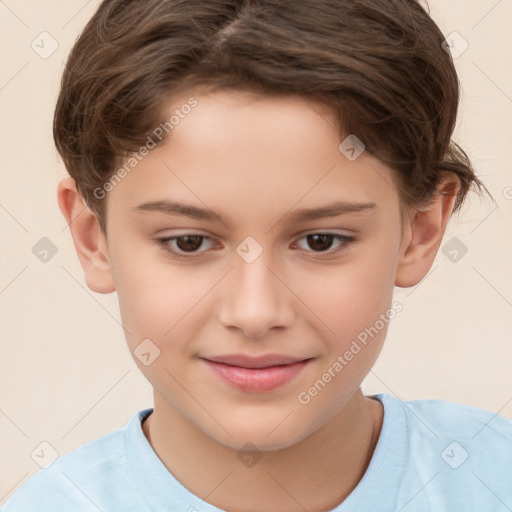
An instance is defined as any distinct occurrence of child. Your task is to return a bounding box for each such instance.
[3,0,511,511]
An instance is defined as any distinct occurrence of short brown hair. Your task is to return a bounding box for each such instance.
[54,0,489,234]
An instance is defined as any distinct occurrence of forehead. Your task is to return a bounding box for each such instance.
[108,89,400,224]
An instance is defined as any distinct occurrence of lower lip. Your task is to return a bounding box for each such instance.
[203,359,310,393]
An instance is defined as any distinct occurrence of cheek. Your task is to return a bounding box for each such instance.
[113,253,218,355]
[294,252,398,415]
[296,248,397,341]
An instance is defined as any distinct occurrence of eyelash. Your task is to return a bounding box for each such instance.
[156,232,355,260]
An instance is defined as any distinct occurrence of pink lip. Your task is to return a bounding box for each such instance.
[202,354,312,393]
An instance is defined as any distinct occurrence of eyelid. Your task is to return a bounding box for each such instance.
[156,230,356,259]
[156,233,218,259]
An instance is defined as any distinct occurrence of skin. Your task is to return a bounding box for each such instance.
[58,88,460,512]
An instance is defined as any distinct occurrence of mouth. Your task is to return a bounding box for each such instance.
[201,354,313,393]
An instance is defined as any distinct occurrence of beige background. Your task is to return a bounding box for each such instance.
[1,0,511,502]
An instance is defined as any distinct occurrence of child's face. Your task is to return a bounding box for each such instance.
[103,89,408,450]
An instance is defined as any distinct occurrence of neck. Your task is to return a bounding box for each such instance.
[142,389,383,512]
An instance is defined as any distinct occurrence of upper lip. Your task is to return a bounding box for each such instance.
[202,354,310,369]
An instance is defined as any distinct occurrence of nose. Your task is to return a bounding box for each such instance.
[217,250,296,340]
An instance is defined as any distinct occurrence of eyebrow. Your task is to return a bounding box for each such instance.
[133,200,377,224]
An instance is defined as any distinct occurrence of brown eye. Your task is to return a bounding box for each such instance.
[157,234,215,258]
[306,234,336,252]
[174,235,204,252]
[296,233,354,254]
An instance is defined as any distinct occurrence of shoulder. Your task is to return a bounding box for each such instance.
[377,392,512,455]
[393,394,512,441]
[396,394,512,467]
[374,393,512,509]
[1,410,151,512]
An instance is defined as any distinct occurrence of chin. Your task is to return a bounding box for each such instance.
[204,413,313,452]
[219,430,308,453]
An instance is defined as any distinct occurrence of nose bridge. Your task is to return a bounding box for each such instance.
[218,242,295,338]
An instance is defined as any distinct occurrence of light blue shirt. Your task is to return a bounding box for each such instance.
[2,393,512,511]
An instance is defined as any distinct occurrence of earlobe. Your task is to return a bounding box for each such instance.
[57,177,115,294]
[395,174,461,288]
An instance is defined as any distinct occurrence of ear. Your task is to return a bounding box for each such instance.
[395,173,461,287]
[57,177,115,294]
